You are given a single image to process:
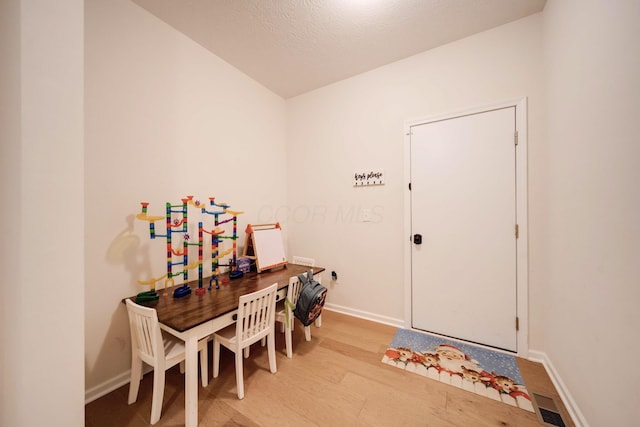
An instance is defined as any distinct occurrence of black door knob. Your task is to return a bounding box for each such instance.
[413,234,422,245]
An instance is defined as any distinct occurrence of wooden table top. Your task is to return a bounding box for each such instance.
[125,263,324,332]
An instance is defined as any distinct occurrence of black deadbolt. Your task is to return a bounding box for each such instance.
[413,234,422,245]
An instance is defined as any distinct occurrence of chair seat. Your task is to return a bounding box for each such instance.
[213,323,236,342]
[274,299,289,329]
[275,305,298,331]
[163,334,188,362]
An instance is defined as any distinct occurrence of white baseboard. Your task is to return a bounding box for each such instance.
[85,366,154,405]
[85,371,131,404]
[528,350,588,427]
[323,303,404,328]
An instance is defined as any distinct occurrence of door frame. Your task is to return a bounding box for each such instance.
[403,97,529,357]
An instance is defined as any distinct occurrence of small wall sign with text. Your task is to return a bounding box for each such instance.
[353,170,385,187]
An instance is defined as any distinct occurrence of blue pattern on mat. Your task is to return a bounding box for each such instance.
[389,329,523,384]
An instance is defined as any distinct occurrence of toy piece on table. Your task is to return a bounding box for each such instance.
[173,284,191,298]
[237,257,251,274]
[229,271,243,279]
[135,290,159,303]
[229,259,244,280]
[135,275,167,303]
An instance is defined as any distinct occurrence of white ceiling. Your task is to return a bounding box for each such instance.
[133,0,546,99]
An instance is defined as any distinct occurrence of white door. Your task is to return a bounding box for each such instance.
[409,107,518,351]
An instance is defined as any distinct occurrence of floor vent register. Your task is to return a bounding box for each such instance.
[532,393,567,427]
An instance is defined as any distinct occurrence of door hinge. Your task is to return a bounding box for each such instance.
[516,317,520,331]
[514,131,519,146]
[515,224,519,239]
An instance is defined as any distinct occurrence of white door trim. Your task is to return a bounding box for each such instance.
[403,97,529,357]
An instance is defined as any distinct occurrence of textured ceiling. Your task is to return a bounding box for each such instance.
[133,0,546,99]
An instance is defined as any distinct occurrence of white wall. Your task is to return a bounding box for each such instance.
[0,0,21,423]
[1,1,85,426]
[286,15,544,328]
[84,0,287,395]
[541,1,640,425]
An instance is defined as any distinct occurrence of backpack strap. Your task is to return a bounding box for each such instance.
[284,297,296,328]
[297,271,309,285]
[293,271,311,325]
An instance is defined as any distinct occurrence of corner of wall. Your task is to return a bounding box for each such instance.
[528,350,589,427]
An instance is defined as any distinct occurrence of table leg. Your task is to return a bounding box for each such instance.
[185,335,199,427]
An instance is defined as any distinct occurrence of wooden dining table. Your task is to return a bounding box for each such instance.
[126,263,324,427]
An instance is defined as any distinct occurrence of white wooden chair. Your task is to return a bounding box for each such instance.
[275,275,312,358]
[125,299,209,425]
[212,283,278,399]
[292,256,322,327]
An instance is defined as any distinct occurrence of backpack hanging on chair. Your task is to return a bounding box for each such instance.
[293,270,327,327]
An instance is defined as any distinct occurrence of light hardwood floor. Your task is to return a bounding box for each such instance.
[86,310,573,426]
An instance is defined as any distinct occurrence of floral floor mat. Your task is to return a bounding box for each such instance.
[382,328,534,412]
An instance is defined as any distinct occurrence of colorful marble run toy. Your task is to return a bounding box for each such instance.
[135,196,243,301]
